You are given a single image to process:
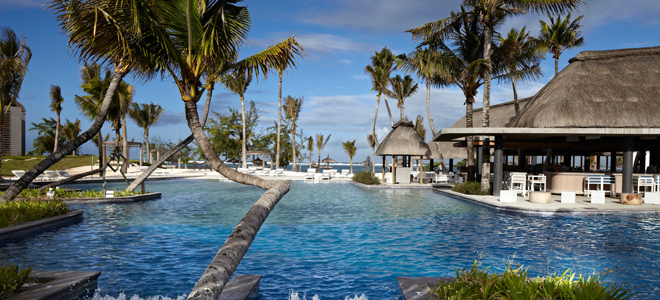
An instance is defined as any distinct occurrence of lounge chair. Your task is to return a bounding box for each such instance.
[304,168,316,180]
[508,172,527,196]
[434,174,449,184]
[340,169,351,178]
[56,170,71,180]
[11,170,25,180]
[320,169,333,180]
[273,168,285,176]
[43,170,59,181]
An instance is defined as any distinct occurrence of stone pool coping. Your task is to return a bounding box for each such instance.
[0,210,83,245]
[8,270,101,300]
[433,187,660,216]
[60,192,162,205]
[350,181,435,189]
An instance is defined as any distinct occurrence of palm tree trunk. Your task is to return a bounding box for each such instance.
[371,93,381,147]
[54,113,60,153]
[276,70,283,169]
[183,100,290,300]
[144,129,149,164]
[127,87,213,192]
[0,67,129,203]
[426,81,436,136]
[383,95,394,127]
[371,146,375,173]
[466,99,475,182]
[240,95,247,169]
[481,24,493,191]
[513,78,520,116]
[399,101,404,121]
[122,115,129,173]
[291,125,297,172]
[97,130,103,175]
[555,56,559,76]
[350,156,353,174]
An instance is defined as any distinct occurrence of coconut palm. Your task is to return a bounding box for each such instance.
[316,133,331,173]
[497,26,544,115]
[222,70,253,169]
[409,0,583,189]
[367,134,377,173]
[273,37,306,169]
[61,119,81,155]
[365,47,396,146]
[283,95,303,172]
[413,115,427,140]
[342,140,356,174]
[387,75,418,121]
[49,85,64,153]
[117,83,134,173]
[129,102,163,163]
[306,135,314,168]
[538,13,584,76]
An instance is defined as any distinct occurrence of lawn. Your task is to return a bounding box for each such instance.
[0,155,99,177]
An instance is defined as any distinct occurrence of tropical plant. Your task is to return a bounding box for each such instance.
[222,70,253,169]
[283,95,303,172]
[0,262,32,298]
[539,13,585,76]
[315,133,331,173]
[28,118,62,156]
[497,26,544,115]
[128,102,163,163]
[352,171,380,185]
[342,140,356,174]
[61,119,81,155]
[365,47,396,148]
[206,102,260,162]
[306,135,314,168]
[387,74,418,120]
[0,27,31,179]
[413,115,426,140]
[366,134,377,173]
[49,85,64,153]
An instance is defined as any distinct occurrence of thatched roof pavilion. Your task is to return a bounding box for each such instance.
[376,120,430,183]
[434,46,660,195]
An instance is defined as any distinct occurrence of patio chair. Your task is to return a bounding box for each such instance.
[11,170,25,180]
[56,170,71,180]
[508,172,527,196]
[527,174,546,196]
[634,175,654,194]
[304,168,316,180]
[340,169,351,178]
[274,168,285,176]
[435,174,449,184]
[583,175,603,196]
[320,169,333,180]
[43,170,59,181]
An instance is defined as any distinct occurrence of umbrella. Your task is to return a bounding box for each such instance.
[321,155,336,169]
[226,157,240,168]
[252,157,263,165]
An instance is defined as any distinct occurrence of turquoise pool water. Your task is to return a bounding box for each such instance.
[1,180,659,299]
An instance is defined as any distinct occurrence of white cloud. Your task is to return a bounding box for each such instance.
[250,32,379,55]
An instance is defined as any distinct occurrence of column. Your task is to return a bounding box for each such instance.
[623,137,634,193]
[493,135,503,196]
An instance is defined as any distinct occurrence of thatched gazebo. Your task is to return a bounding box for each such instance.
[376,120,431,184]
[434,46,660,196]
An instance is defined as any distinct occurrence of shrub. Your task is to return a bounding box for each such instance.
[352,171,380,185]
[451,181,492,195]
[432,261,632,300]
[0,200,69,228]
[0,262,33,298]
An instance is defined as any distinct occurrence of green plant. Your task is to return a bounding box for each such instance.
[0,200,69,228]
[0,262,33,298]
[432,261,632,300]
[352,171,380,185]
[451,181,492,195]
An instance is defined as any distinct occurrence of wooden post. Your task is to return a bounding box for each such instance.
[393,155,397,184]
[493,135,503,196]
[139,144,143,166]
[382,156,386,182]
[610,152,617,173]
[623,137,634,193]
[419,156,423,184]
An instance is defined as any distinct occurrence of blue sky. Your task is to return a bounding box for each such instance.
[2,0,660,163]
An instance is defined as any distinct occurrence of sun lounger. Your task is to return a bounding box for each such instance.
[273,168,284,176]
[11,170,25,180]
[256,169,270,176]
[153,170,170,176]
[43,170,59,181]
[340,169,351,178]
[56,170,71,180]
[304,168,316,180]
[320,169,333,180]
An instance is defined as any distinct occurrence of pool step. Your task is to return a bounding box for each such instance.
[397,277,453,300]
[219,275,262,300]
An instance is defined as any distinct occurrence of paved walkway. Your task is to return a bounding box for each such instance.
[433,186,660,215]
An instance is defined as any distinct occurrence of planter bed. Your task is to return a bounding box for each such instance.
[61,192,162,205]
[0,210,83,245]
[7,270,101,300]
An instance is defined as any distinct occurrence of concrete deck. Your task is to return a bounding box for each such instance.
[434,186,660,215]
[8,270,101,300]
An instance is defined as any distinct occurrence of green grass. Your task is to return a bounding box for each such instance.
[0,262,33,298]
[432,260,632,300]
[0,155,100,177]
[0,200,69,228]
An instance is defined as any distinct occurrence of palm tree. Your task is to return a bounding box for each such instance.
[273,37,305,169]
[342,140,356,174]
[29,118,59,155]
[497,27,544,115]
[0,27,30,179]
[222,70,253,169]
[49,85,64,153]
[539,13,585,76]
[367,134,377,173]
[61,119,81,155]
[408,0,583,189]
[117,83,134,173]
[129,102,164,163]
[365,47,396,146]
[413,115,427,140]
[387,75,418,121]
[316,133,331,173]
[306,136,314,168]
[283,95,303,172]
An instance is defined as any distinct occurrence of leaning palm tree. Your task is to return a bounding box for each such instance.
[316,133,331,173]
[538,13,585,76]
[497,26,544,115]
[283,95,303,172]
[0,27,31,179]
[365,47,396,147]
[409,0,583,190]
[342,140,356,174]
[128,102,164,163]
[222,70,253,169]
[49,85,64,153]
[387,74,418,121]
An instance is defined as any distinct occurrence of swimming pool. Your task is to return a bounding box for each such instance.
[1,180,659,299]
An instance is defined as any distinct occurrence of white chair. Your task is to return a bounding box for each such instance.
[508,172,527,196]
[56,170,71,180]
[527,174,546,196]
[321,169,333,180]
[43,170,59,181]
[634,175,654,193]
[274,168,285,176]
[583,175,603,196]
[11,170,25,180]
[340,169,351,178]
[435,174,449,184]
[237,168,249,174]
[304,168,316,180]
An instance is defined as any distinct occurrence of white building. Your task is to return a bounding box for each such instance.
[1,100,26,156]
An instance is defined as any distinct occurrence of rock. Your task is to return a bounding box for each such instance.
[620,193,643,205]
[530,192,552,204]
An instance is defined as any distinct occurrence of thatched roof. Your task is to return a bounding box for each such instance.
[509,46,660,128]
[376,120,431,156]
[436,98,530,159]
